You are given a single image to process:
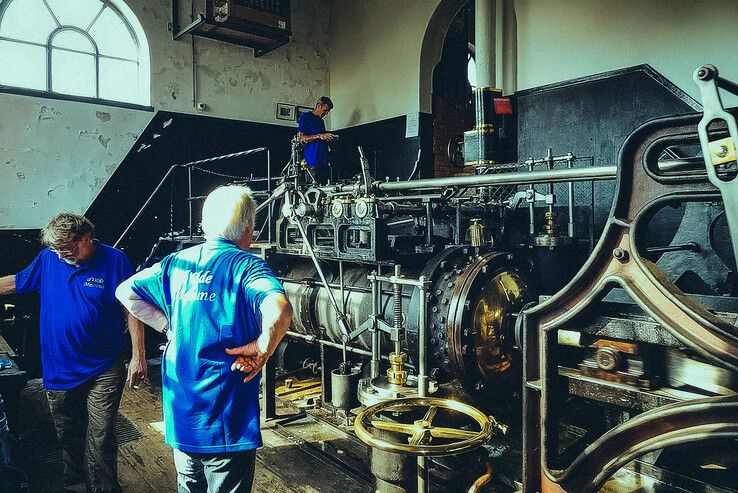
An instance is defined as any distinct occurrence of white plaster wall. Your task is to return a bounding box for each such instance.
[0,0,330,229]
[514,0,738,106]
[328,0,441,129]
[0,94,151,228]
[146,0,330,123]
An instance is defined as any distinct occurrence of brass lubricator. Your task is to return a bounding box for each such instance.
[387,351,408,385]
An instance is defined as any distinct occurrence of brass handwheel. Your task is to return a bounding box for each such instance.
[354,397,494,457]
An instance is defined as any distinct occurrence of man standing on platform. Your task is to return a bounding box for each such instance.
[116,185,292,493]
[298,96,338,184]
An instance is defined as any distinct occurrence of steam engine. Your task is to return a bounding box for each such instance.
[123,65,738,493]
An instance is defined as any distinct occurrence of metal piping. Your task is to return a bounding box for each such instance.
[267,150,272,243]
[393,265,402,356]
[291,219,352,362]
[363,165,617,193]
[527,160,535,236]
[370,272,381,378]
[567,155,575,238]
[475,0,496,88]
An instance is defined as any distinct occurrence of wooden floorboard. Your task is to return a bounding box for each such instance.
[10,365,370,493]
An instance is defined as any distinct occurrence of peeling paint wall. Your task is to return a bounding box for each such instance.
[0,94,151,228]
[145,0,330,123]
[0,0,330,229]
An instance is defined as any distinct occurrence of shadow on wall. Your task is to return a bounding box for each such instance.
[346,109,363,128]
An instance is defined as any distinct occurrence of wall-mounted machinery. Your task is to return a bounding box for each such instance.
[171,0,292,57]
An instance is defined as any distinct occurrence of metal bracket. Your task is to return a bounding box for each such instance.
[173,13,206,41]
[694,64,738,271]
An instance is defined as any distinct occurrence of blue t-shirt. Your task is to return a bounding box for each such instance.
[298,111,329,167]
[15,241,132,390]
[129,238,285,453]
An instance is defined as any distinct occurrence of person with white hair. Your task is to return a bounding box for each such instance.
[116,185,292,493]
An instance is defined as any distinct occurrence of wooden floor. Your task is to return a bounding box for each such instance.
[11,364,372,493]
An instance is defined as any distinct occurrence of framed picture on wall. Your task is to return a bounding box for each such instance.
[276,103,296,121]
[296,106,313,122]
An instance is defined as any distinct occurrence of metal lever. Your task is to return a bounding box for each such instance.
[694,64,738,272]
[357,146,372,196]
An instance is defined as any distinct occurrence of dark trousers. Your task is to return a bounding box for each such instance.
[46,360,126,493]
[173,448,257,493]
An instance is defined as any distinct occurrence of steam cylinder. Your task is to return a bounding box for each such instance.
[276,246,533,391]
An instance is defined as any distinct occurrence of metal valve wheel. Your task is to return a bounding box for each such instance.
[354,397,494,457]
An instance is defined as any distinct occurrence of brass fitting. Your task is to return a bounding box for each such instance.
[386,351,408,386]
[543,211,556,235]
[469,219,486,247]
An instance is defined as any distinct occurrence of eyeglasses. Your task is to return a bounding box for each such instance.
[50,238,86,257]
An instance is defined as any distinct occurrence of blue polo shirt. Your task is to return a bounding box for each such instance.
[128,238,285,453]
[15,241,132,390]
[298,111,329,167]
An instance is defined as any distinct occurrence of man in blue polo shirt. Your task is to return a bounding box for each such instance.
[298,95,338,184]
[0,212,147,493]
[116,185,292,493]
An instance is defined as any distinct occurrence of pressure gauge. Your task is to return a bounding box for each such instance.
[331,200,344,219]
[354,198,370,219]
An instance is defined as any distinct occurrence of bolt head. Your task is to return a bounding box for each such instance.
[612,248,629,262]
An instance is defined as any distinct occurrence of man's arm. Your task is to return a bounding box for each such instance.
[125,309,147,388]
[256,292,293,356]
[225,293,293,382]
[0,275,16,296]
[115,267,169,333]
[298,131,337,143]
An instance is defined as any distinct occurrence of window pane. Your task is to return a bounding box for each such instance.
[0,40,46,90]
[51,48,95,97]
[88,7,137,60]
[99,57,139,103]
[468,55,477,89]
[51,29,95,53]
[0,0,57,43]
[45,0,103,30]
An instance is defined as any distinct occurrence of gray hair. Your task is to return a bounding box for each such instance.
[201,185,256,241]
[40,213,95,247]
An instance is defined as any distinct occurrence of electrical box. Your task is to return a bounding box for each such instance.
[178,0,292,57]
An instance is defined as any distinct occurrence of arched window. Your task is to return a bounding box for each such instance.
[0,0,150,105]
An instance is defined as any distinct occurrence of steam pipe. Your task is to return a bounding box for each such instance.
[321,165,617,194]
[475,0,496,88]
